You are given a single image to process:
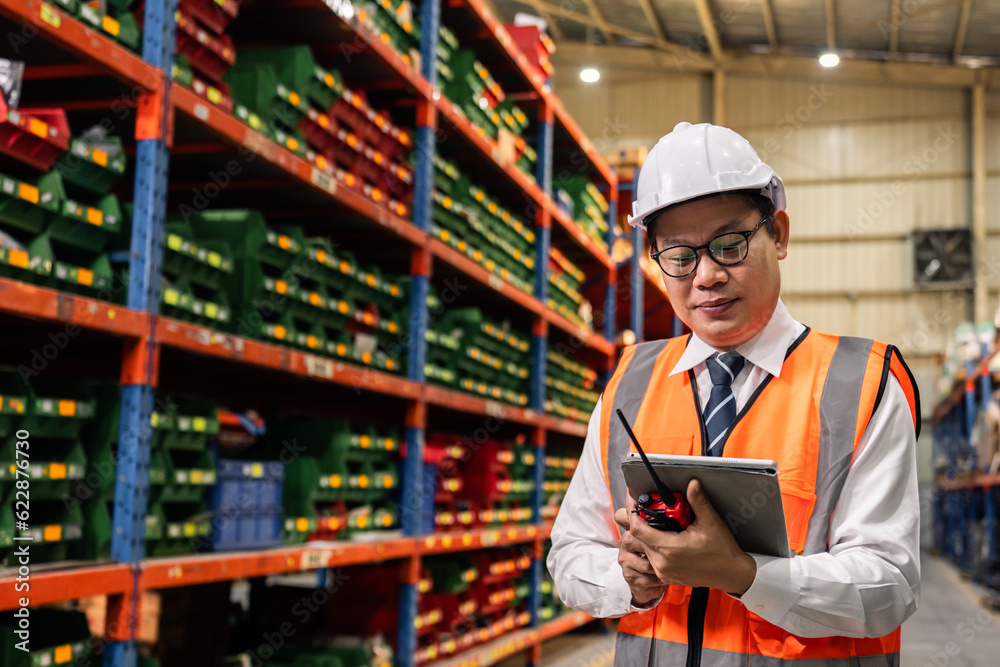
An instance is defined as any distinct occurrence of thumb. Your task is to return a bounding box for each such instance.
[686,478,711,511]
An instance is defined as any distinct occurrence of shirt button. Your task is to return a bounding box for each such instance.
[755,604,765,612]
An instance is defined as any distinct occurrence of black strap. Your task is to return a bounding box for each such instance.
[685,587,710,667]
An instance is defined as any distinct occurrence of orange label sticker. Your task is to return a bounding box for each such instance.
[315,155,328,170]
[54,644,72,664]
[44,524,62,542]
[275,280,287,294]
[288,91,301,107]
[306,335,318,348]
[86,208,103,225]
[28,118,48,138]
[58,400,76,416]
[318,114,329,128]
[77,268,93,286]
[9,249,28,268]
[309,292,321,306]
[296,517,309,532]
[92,149,108,166]
[18,183,39,204]
[49,463,66,479]
[315,249,327,263]
[324,72,334,87]
[278,235,290,249]
[102,14,120,36]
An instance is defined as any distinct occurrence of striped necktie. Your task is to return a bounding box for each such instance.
[704,352,745,456]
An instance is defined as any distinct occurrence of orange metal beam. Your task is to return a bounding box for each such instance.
[0,564,133,611]
[155,317,423,400]
[0,0,160,90]
[0,278,146,337]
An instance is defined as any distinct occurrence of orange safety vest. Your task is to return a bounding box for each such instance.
[600,329,919,667]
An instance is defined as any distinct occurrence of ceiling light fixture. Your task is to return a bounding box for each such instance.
[819,52,840,68]
[580,68,600,83]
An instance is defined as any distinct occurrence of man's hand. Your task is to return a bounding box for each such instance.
[628,479,757,596]
[614,496,666,607]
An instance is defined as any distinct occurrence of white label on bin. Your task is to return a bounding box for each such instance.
[193,103,210,122]
[488,275,504,291]
[485,401,505,418]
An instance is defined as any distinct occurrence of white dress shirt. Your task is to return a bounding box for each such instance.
[547,299,921,638]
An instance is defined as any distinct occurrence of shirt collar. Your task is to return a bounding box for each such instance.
[668,298,800,378]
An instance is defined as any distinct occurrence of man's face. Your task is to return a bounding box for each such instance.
[650,195,789,350]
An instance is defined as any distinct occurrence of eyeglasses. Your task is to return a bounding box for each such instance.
[650,214,768,278]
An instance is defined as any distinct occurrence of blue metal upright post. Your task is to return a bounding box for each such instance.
[603,191,617,346]
[628,170,644,343]
[965,359,978,471]
[106,3,175,667]
[396,2,439,664]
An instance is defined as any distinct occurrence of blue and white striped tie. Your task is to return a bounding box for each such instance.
[704,352,745,456]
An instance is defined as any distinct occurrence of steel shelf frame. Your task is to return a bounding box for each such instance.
[0,1,613,666]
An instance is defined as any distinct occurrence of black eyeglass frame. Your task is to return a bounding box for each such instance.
[650,214,769,278]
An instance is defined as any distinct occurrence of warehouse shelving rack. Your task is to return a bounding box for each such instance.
[931,334,1000,587]
[616,170,682,342]
[0,0,652,666]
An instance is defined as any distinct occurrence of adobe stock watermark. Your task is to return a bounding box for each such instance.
[847,125,961,239]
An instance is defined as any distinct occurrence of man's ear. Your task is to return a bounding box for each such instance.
[773,210,790,260]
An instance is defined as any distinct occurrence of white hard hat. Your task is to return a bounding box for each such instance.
[628,122,786,230]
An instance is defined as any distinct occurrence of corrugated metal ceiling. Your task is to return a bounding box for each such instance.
[494,0,1000,65]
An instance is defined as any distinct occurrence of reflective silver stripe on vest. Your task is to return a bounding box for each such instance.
[608,340,671,530]
[803,336,874,555]
[614,629,652,667]
[616,634,899,667]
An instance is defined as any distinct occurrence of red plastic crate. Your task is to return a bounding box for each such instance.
[175,9,236,83]
[0,100,70,171]
[505,24,555,78]
[178,0,239,34]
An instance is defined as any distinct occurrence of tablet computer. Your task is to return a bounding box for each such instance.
[621,453,790,558]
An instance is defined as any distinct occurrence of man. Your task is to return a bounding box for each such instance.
[547,122,920,666]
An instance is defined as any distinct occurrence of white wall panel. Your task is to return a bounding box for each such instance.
[727,77,966,127]
[782,240,910,292]
[785,178,969,238]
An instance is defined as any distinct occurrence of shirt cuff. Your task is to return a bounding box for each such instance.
[735,554,799,623]
[630,592,664,613]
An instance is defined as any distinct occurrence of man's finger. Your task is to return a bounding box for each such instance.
[614,507,631,530]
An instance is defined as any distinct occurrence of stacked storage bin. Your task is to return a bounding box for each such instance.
[440,50,536,179]
[435,25,460,89]
[160,215,234,330]
[0,372,96,564]
[415,550,531,663]
[263,419,400,544]
[0,608,93,666]
[423,433,475,532]
[548,247,589,329]
[145,397,218,556]
[541,453,578,521]
[189,209,406,372]
[546,349,600,424]
[505,24,556,82]
[329,82,414,214]
[553,174,611,253]
[426,307,532,407]
[358,0,419,66]
[205,458,283,551]
[459,435,535,527]
[47,0,141,51]
[431,154,536,293]
[0,100,127,299]
[171,0,239,113]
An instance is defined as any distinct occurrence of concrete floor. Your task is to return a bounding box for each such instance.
[505,553,1000,666]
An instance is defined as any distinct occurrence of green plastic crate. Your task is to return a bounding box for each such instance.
[0,608,91,667]
[76,3,141,51]
[225,60,309,130]
[163,221,234,289]
[233,46,342,110]
[0,171,63,234]
[54,135,126,194]
[50,192,123,252]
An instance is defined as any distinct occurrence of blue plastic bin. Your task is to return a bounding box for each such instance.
[206,458,284,551]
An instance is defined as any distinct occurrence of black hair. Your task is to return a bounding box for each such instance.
[646,190,776,252]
